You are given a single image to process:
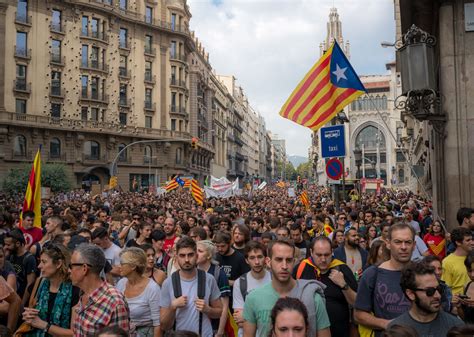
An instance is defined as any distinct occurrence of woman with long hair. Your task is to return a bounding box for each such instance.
[366,240,390,268]
[141,244,166,286]
[116,247,161,337]
[365,225,378,247]
[423,220,446,259]
[331,229,345,249]
[126,222,153,248]
[22,244,80,336]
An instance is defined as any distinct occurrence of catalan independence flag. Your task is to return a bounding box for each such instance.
[324,224,334,236]
[165,179,179,192]
[21,148,42,228]
[276,181,286,188]
[224,309,238,337]
[300,190,310,210]
[279,41,366,131]
[183,178,191,189]
[190,179,204,206]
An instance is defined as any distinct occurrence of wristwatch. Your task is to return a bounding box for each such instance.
[43,322,51,333]
[341,283,349,290]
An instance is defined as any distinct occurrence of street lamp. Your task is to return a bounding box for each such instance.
[354,147,362,179]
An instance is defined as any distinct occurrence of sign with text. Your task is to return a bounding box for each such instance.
[321,125,346,158]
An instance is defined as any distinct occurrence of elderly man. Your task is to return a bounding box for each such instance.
[70,243,129,336]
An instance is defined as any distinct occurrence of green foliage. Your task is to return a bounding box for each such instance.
[3,163,71,195]
[296,162,312,179]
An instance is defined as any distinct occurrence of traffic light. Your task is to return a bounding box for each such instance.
[109,176,118,189]
[191,137,198,149]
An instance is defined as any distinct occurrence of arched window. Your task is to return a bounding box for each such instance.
[84,141,100,160]
[355,125,386,150]
[176,148,182,164]
[118,143,127,162]
[374,95,380,110]
[50,138,61,158]
[14,135,27,157]
[144,145,152,164]
[399,168,405,184]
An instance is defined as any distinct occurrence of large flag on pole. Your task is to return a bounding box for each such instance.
[21,147,42,228]
[190,179,204,206]
[300,190,310,210]
[279,41,366,131]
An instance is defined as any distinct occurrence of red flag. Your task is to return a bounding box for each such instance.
[21,148,42,228]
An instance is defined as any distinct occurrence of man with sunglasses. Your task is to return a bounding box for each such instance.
[388,261,463,337]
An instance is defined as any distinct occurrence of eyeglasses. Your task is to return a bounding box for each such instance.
[69,262,92,269]
[412,285,443,297]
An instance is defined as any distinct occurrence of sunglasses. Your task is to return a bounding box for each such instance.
[412,285,443,297]
[69,262,92,269]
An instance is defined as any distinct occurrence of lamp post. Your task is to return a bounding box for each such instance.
[354,147,362,179]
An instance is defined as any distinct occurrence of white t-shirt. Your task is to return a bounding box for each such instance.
[104,243,122,267]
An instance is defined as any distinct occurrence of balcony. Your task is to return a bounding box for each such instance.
[144,101,156,111]
[81,30,109,43]
[119,39,131,51]
[119,67,131,79]
[169,105,188,118]
[144,46,156,56]
[235,136,244,147]
[14,46,31,60]
[119,98,131,108]
[234,123,244,133]
[83,153,107,162]
[13,79,31,94]
[50,85,63,98]
[140,15,190,35]
[15,12,32,26]
[80,60,109,74]
[169,53,186,63]
[144,73,156,84]
[81,92,109,104]
[170,78,187,89]
[236,152,245,161]
[48,153,66,161]
[227,133,235,142]
[50,22,63,34]
[7,149,33,161]
[50,53,65,66]
[235,170,245,177]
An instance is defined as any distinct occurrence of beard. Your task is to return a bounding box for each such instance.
[414,294,440,314]
[348,240,359,248]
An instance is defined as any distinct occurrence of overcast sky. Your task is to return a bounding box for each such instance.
[187,0,396,157]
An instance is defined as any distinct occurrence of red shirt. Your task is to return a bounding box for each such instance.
[20,227,43,247]
[163,236,177,254]
[423,233,446,259]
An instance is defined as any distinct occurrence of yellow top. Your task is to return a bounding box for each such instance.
[442,253,470,295]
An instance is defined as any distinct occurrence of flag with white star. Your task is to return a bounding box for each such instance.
[279,41,366,131]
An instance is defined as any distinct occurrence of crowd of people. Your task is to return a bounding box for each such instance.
[0,185,473,337]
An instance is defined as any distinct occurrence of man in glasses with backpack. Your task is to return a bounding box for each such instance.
[388,261,463,337]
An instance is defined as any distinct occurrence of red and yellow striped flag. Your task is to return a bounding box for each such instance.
[300,190,310,210]
[190,179,204,206]
[279,41,366,131]
[165,179,179,192]
[183,178,191,189]
[21,148,42,228]
[276,181,286,188]
[324,224,334,236]
[224,309,238,337]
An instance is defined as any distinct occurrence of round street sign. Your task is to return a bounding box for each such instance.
[326,158,343,180]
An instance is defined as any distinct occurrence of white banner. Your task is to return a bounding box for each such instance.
[258,181,267,190]
[204,177,239,198]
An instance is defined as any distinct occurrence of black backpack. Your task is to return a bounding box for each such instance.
[171,269,207,335]
[239,273,248,301]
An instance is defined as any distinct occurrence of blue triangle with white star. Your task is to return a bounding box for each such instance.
[330,41,366,92]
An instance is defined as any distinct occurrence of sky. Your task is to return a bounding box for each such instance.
[187,0,396,157]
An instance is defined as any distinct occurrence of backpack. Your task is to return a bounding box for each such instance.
[239,273,248,301]
[171,269,207,335]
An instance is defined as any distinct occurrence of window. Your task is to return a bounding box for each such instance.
[50,138,61,158]
[171,92,176,110]
[119,55,127,76]
[15,99,26,114]
[119,28,128,48]
[51,71,61,96]
[119,84,127,105]
[51,103,61,118]
[119,112,127,125]
[355,125,386,149]
[170,41,176,58]
[17,0,28,22]
[51,9,61,31]
[15,64,27,90]
[81,16,88,36]
[144,145,152,163]
[171,119,176,131]
[119,0,127,10]
[81,107,88,120]
[91,47,99,68]
[51,39,61,63]
[398,168,405,184]
[16,31,27,57]
[81,45,88,67]
[396,151,406,163]
[91,77,99,99]
[91,18,99,38]
[81,75,88,97]
[145,35,153,53]
[145,7,153,24]
[145,61,152,81]
[176,148,182,164]
[171,66,176,82]
[118,143,127,162]
[91,107,99,121]
[145,88,152,106]
[145,116,152,128]
[84,141,100,160]
[171,14,176,31]
[14,135,27,157]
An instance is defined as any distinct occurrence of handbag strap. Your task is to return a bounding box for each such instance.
[28,277,43,308]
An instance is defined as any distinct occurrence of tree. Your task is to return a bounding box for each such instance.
[296,162,312,179]
[285,162,297,181]
[3,163,72,195]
